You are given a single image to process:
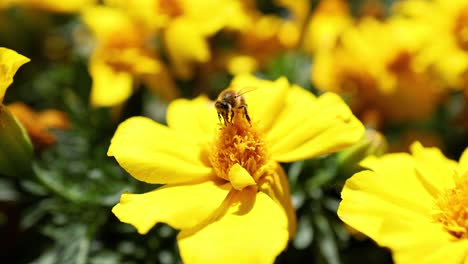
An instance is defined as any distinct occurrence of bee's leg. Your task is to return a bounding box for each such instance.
[229,109,235,124]
[244,108,251,123]
[218,112,228,126]
[222,112,229,126]
[238,105,251,123]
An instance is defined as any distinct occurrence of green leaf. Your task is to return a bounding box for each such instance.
[263,51,313,90]
[293,215,314,249]
[312,213,341,264]
[0,178,20,201]
[36,224,91,264]
[305,156,338,191]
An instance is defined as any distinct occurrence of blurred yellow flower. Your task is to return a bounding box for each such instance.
[0,47,29,103]
[338,142,468,263]
[311,16,444,124]
[163,0,250,79]
[103,0,172,32]
[396,0,468,89]
[103,0,310,79]
[109,74,364,263]
[303,0,352,54]
[82,6,177,107]
[107,0,251,79]
[2,0,96,13]
[220,0,310,75]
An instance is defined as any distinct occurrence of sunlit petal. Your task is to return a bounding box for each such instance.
[178,188,288,264]
[377,217,467,263]
[166,96,218,142]
[260,163,297,237]
[108,116,213,184]
[112,180,230,234]
[459,147,468,175]
[230,74,290,132]
[0,48,30,103]
[338,169,434,239]
[228,163,256,190]
[269,90,364,162]
[410,142,458,193]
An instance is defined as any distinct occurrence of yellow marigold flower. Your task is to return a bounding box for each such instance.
[311,16,444,124]
[0,47,29,104]
[103,0,172,32]
[221,0,310,75]
[302,0,352,54]
[109,75,364,263]
[338,142,468,263]
[163,0,250,79]
[2,0,96,13]
[82,6,178,107]
[396,0,468,89]
[107,0,251,79]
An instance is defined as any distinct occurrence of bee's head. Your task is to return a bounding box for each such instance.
[215,100,231,113]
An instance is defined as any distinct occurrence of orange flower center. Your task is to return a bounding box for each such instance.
[159,0,183,18]
[210,108,270,184]
[433,172,468,239]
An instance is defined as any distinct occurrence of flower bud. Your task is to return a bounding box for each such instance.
[0,105,33,176]
[337,128,387,178]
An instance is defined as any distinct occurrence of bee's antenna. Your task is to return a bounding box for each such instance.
[234,86,257,98]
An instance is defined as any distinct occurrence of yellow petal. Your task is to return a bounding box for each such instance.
[338,168,434,239]
[376,212,450,246]
[268,90,364,162]
[400,240,468,264]
[259,163,297,237]
[359,152,435,207]
[408,239,468,264]
[230,74,289,132]
[226,55,258,75]
[178,188,289,264]
[228,163,256,190]
[112,180,230,234]
[0,48,30,103]
[410,142,458,194]
[89,57,133,107]
[114,48,161,75]
[108,116,213,184]
[377,216,466,263]
[181,0,250,34]
[311,51,340,92]
[82,6,141,45]
[165,18,209,79]
[459,147,468,176]
[166,96,218,142]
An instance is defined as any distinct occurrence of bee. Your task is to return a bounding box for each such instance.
[215,88,253,125]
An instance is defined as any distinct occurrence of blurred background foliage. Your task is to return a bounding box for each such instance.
[0,0,467,263]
